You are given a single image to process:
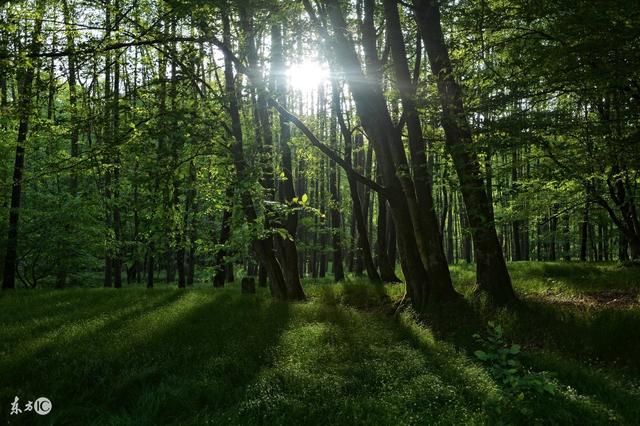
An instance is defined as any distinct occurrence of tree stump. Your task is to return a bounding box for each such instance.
[241,276,256,294]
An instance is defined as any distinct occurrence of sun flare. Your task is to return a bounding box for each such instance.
[286,60,330,91]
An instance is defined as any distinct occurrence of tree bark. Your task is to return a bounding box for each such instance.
[329,100,345,281]
[2,0,45,290]
[271,22,306,300]
[221,11,298,301]
[383,0,454,291]
[413,0,515,304]
[580,201,589,261]
[312,0,458,307]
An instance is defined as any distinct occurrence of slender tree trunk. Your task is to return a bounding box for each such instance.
[103,0,113,288]
[213,209,232,287]
[387,207,397,269]
[446,188,454,264]
[511,149,521,261]
[619,229,629,261]
[329,103,345,281]
[271,23,305,299]
[147,247,154,288]
[550,205,558,261]
[214,188,233,287]
[221,11,294,300]
[2,0,45,290]
[563,215,571,261]
[315,0,457,307]
[112,0,122,288]
[333,89,380,283]
[384,0,455,294]
[580,201,589,261]
[376,188,400,282]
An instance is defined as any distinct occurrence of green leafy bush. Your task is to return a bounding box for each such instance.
[474,322,556,400]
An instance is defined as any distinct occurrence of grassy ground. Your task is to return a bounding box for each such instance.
[0,262,639,425]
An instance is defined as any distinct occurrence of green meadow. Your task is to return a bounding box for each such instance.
[1,262,638,425]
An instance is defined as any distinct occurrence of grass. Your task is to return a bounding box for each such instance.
[450,261,640,297]
[0,262,639,424]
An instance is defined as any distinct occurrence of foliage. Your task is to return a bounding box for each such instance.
[474,322,556,399]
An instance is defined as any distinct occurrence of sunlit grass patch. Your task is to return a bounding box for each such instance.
[1,263,639,424]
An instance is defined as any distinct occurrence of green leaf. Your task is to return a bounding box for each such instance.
[474,350,488,360]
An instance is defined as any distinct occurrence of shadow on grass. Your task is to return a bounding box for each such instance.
[227,301,497,425]
[2,282,639,425]
[312,278,396,312]
[502,298,640,370]
[0,291,292,425]
[409,295,640,424]
[450,261,640,296]
[0,289,186,349]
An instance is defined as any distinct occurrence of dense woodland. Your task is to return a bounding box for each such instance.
[0,0,638,308]
[2,0,640,424]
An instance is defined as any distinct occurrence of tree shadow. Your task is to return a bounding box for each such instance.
[0,290,187,387]
[0,289,184,342]
[505,298,640,369]
[26,292,293,425]
[407,295,640,424]
[226,302,500,424]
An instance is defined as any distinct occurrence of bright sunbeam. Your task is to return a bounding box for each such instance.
[286,60,330,91]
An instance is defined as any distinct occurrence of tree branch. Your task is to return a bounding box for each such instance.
[269,99,387,195]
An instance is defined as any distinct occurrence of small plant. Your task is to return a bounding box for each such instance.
[473,322,556,400]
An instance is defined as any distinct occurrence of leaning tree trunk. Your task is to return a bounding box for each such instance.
[313,0,458,308]
[413,0,516,304]
[383,0,454,294]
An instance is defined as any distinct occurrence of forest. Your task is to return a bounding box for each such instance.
[0,0,639,423]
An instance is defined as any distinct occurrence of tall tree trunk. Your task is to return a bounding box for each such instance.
[329,101,345,281]
[446,198,455,264]
[387,207,398,268]
[384,0,454,293]
[459,194,472,264]
[112,0,122,288]
[550,205,558,261]
[353,133,365,276]
[619,229,629,261]
[271,22,305,299]
[375,188,400,282]
[563,215,571,261]
[511,149,522,261]
[580,201,589,261]
[312,0,457,307]
[213,204,232,287]
[221,11,296,301]
[103,0,113,288]
[2,0,45,290]
[413,0,515,304]
[147,248,154,289]
[333,87,380,283]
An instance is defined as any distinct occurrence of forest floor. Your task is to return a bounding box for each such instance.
[0,262,639,425]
